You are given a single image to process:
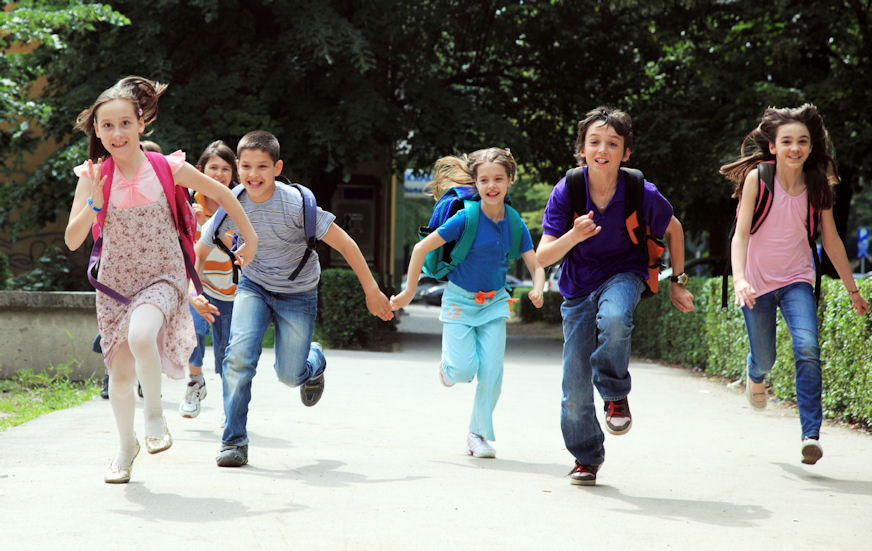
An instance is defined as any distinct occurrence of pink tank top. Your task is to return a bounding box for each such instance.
[745,178,814,297]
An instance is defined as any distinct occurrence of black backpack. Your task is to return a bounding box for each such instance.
[565,167,665,298]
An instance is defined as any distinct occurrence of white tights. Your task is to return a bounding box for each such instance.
[107,304,166,463]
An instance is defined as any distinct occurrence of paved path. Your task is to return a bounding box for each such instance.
[1,304,870,550]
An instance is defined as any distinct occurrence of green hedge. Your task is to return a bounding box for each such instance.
[634,277,872,426]
[512,287,563,324]
[316,268,396,349]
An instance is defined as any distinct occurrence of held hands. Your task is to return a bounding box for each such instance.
[85,159,107,213]
[571,211,601,243]
[733,279,756,309]
[189,294,219,323]
[669,282,695,312]
[527,288,544,309]
[389,289,414,312]
[366,289,394,321]
[849,291,869,316]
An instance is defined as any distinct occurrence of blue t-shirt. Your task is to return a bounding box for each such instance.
[436,205,534,293]
[542,166,673,299]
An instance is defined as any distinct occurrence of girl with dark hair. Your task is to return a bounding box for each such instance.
[179,140,240,420]
[537,106,695,485]
[64,76,258,484]
[721,104,867,465]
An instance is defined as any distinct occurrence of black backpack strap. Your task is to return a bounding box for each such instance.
[750,163,775,234]
[287,182,319,281]
[565,168,587,221]
[621,168,646,255]
[210,185,247,284]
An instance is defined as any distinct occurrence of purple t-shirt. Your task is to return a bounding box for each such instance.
[542,167,673,299]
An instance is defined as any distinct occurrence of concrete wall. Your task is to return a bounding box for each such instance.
[0,291,102,381]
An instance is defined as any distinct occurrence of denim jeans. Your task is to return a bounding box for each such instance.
[209,296,234,377]
[741,281,821,439]
[188,303,211,367]
[560,272,644,465]
[221,277,326,447]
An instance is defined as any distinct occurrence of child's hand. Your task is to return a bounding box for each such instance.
[366,290,394,321]
[189,294,219,323]
[571,211,601,243]
[233,241,256,268]
[192,203,206,226]
[85,160,107,212]
[390,290,414,311]
[528,288,544,309]
[670,283,695,312]
[733,279,756,309]
[849,291,869,315]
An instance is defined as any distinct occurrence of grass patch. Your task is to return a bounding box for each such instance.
[0,364,100,432]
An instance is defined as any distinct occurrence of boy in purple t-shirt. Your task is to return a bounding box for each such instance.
[536,106,695,486]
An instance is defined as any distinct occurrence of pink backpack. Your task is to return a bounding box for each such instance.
[88,151,203,304]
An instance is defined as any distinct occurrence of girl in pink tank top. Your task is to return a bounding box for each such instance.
[720,104,867,466]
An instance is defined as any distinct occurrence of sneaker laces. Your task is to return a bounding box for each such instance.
[607,400,626,417]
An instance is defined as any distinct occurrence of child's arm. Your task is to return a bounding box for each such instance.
[820,209,869,315]
[663,216,694,312]
[520,249,545,308]
[390,231,446,310]
[320,223,394,321]
[731,170,759,308]
[65,160,107,251]
[174,163,258,267]
[188,240,219,323]
[535,210,601,268]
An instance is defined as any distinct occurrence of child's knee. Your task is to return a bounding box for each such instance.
[446,357,477,383]
[597,311,633,339]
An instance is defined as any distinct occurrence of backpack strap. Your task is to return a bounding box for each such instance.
[750,162,775,235]
[505,204,524,261]
[210,185,248,284]
[87,157,132,304]
[287,181,319,281]
[447,200,481,269]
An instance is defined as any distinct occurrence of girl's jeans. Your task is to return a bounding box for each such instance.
[741,281,822,439]
[221,277,326,447]
[560,273,644,466]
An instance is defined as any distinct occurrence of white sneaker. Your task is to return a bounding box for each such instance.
[466,432,496,458]
[801,438,823,465]
[179,380,207,419]
[439,361,454,387]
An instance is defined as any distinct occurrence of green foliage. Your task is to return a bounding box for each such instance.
[0,250,10,290]
[635,276,872,427]
[0,361,99,432]
[512,287,562,324]
[317,268,396,349]
[7,245,89,291]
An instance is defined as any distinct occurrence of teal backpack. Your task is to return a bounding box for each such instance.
[418,186,524,280]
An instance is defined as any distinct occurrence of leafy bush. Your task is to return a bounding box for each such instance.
[7,245,90,291]
[634,276,872,427]
[0,250,10,290]
[512,287,562,324]
[317,268,396,349]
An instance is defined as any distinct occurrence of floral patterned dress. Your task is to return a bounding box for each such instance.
[75,153,194,378]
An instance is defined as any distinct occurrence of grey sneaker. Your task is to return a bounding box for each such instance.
[568,461,601,486]
[439,361,454,387]
[604,397,632,435]
[746,375,767,409]
[216,444,248,467]
[301,374,325,407]
[801,438,823,465]
[466,432,496,458]
[179,380,207,418]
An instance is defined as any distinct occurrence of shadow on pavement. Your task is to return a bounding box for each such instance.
[120,484,306,521]
[775,462,872,496]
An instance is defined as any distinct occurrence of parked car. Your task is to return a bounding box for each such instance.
[401,274,443,303]
[421,275,533,306]
[659,256,727,281]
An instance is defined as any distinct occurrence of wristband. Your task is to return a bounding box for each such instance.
[87,197,103,213]
[848,289,860,296]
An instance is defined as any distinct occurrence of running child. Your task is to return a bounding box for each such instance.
[536,106,695,485]
[64,76,257,484]
[179,140,239,419]
[195,130,394,468]
[721,104,868,465]
[391,148,545,459]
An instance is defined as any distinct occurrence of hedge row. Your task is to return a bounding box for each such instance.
[512,287,563,323]
[633,276,872,427]
[316,268,396,350]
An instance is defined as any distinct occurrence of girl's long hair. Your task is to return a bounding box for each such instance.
[719,104,838,211]
[423,148,516,201]
[75,76,168,162]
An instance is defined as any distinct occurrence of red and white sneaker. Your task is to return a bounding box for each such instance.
[604,397,632,435]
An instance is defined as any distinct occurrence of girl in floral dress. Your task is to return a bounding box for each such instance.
[64,76,257,484]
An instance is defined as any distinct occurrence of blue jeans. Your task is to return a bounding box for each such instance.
[741,281,821,439]
[188,303,211,367]
[560,273,644,465]
[209,296,234,377]
[221,277,326,447]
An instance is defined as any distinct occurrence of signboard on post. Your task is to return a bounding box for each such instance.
[403,170,432,198]
[858,227,869,274]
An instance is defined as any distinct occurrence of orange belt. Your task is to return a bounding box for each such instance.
[474,290,496,305]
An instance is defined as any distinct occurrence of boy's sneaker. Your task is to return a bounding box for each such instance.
[604,397,632,435]
[179,379,207,418]
[216,444,248,467]
[439,361,454,387]
[301,374,325,407]
[745,375,767,409]
[100,373,109,399]
[568,462,600,486]
[801,437,823,465]
[466,432,496,458]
